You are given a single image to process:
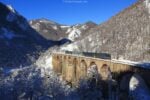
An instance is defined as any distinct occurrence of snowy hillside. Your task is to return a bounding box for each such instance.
[0,2,54,68]
[29,19,64,40]
[61,0,150,62]
[30,19,97,41]
[129,74,150,100]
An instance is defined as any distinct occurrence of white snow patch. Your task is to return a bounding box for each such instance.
[81,25,88,30]
[7,5,16,13]
[36,52,53,70]
[68,27,81,41]
[52,25,58,30]
[60,43,79,51]
[88,37,92,42]
[87,65,99,79]
[32,23,40,30]
[45,56,53,69]
[6,12,17,22]
[66,28,72,34]
[129,74,150,100]
[39,19,56,25]
[112,59,139,66]
[60,25,70,28]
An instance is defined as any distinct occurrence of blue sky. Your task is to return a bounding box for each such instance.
[1,0,137,25]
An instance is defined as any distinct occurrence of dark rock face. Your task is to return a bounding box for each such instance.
[0,2,51,68]
[69,0,150,62]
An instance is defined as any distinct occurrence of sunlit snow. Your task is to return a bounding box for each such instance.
[7,5,16,13]
[68,28,81,41]
[129,74,150,100]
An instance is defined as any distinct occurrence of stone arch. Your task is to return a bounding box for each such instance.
[89,62,97,67]
[100,64,111,80]
[88,62,98,77]
[68,56,72,66]
[87,62,100,87]
[77,59,87,80]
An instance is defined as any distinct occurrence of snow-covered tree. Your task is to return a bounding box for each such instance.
[129,73,150,100]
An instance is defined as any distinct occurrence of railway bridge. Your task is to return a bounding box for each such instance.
[52,52,150,87]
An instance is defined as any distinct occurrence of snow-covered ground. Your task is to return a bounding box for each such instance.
[60,43,79,51]
[129,73,150,100]
[65,24,89,41]
[7,5,16,13]
[35,49,53,70]
[60,25,71,28]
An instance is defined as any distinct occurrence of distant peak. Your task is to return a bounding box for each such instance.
[31,18,59,25]
[84,21,98,26]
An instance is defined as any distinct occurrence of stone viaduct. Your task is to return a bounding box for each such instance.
[52,52,150,87]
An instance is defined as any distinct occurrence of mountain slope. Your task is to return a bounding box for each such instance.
[29,19,97,41]
[61,0,150,61]
[0,2,51,68]
[29,19,65,40]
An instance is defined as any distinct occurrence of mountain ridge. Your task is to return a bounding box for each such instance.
[60,0,150,62]
[29,18,97,41]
